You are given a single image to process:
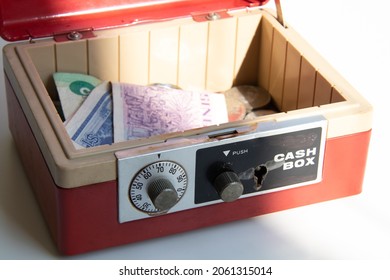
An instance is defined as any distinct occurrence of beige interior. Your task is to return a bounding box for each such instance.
[4,8,372,188]
[25,10,346,110]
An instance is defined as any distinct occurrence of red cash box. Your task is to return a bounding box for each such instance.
[1,0,372,255]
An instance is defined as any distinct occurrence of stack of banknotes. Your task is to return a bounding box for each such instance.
[54,73,230,149]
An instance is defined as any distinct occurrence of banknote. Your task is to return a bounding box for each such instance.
[199,91,229,127]
[113,83,228,142]
[53,72,102,120]
[65,81,113,149]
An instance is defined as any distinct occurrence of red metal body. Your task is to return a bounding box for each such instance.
[0,0,270,41]
[6,73,371,255]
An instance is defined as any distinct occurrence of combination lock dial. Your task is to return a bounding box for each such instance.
[129,161,188,214]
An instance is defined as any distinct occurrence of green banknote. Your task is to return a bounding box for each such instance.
[53,72,102,120]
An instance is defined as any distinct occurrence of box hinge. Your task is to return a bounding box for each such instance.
[246,0,286,27]
[274,0,286,27]
[54,30,96,43]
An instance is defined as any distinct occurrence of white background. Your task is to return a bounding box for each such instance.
[0,0,389,260]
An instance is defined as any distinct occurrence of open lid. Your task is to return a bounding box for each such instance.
[0,0,270,41]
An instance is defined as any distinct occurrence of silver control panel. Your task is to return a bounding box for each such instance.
[117,116,327,223]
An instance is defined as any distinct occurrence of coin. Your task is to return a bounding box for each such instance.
[225,96,247,122]
[150,83,181,90]
[244,109,278,120]
[224,85,272,113]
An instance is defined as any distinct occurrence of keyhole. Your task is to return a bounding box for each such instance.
[253,165,268,191]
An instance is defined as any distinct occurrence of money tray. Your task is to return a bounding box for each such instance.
[1,0,372,255]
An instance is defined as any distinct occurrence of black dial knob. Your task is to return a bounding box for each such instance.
[213,171,244,202]
[147,178,179,211]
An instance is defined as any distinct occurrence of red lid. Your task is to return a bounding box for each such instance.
[0,0,269,41]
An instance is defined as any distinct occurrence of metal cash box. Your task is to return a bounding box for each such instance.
[1,0,372,255]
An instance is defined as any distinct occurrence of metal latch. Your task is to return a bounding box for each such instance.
[191,10,231,22]
[191,1,285,27]
[54,30,96,42]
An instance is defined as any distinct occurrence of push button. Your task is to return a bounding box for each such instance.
[213,170,243,202]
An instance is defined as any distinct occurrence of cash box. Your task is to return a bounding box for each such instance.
[1,0,372,255]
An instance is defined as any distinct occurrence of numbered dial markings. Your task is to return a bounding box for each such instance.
[129,161,188,214]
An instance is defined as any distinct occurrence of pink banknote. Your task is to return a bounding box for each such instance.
[113,83,228,141]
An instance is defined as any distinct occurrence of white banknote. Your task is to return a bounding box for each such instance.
[199,91,229,127]
[53,72,101,120]
[113,83,228,142]
[65,81,113,149]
